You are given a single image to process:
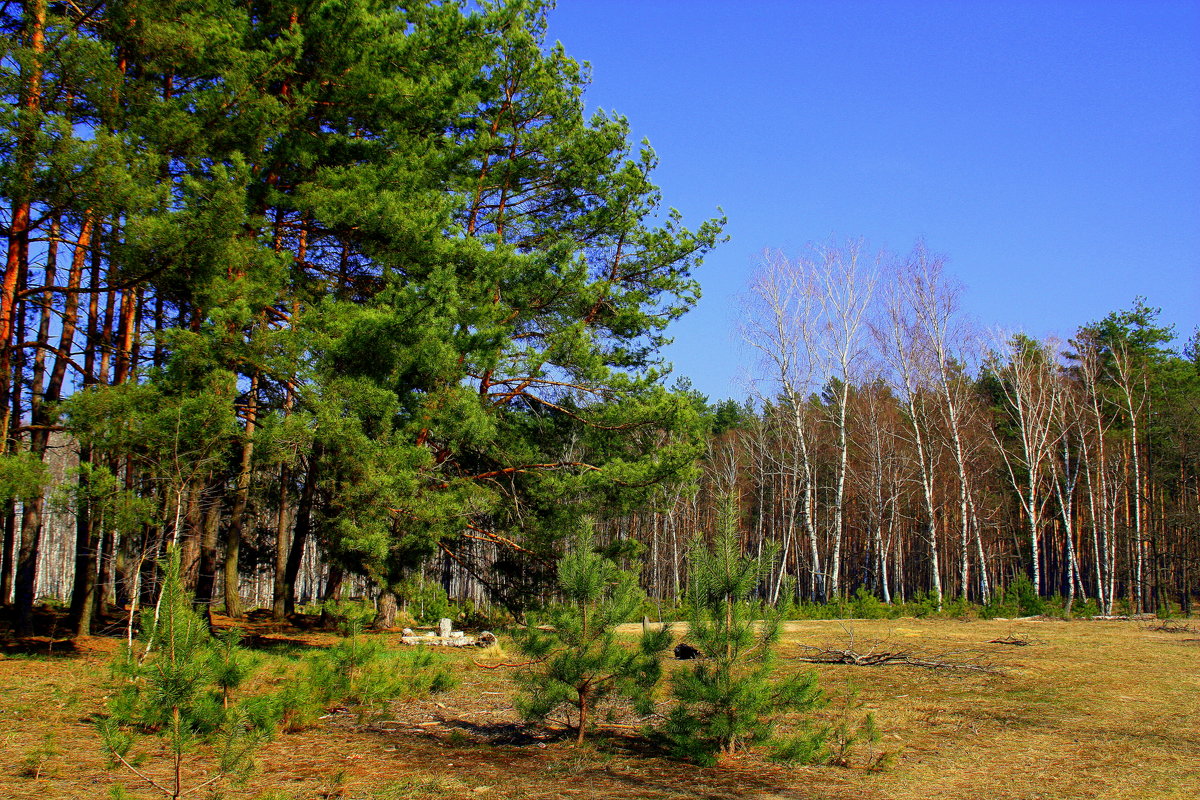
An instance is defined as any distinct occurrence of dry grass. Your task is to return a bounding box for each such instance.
[1,617,1196,799]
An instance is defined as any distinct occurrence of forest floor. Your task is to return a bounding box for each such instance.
[1,614,1197,800]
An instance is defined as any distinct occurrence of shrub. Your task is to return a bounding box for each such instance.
[942,595,972,619]
[819,684,890,770]
[849,588,893,619]
[1072,596,1100,618]
[395,574,453,625]
[284,603,456,727]
[19,732,59,779]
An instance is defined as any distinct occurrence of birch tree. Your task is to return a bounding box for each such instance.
[811,241,877,598]
[900,244,989,601]
[743,250,824,599]
[877,273,943,608]
[990,334,1062,595]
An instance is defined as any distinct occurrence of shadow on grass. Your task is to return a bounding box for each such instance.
[408,721,801,800]
[438,717,575,746]
[1,636,80,658]
[241,633,324,658]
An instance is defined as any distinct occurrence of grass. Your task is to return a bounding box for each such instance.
[0,618,1196,799]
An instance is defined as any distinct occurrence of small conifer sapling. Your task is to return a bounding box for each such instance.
[99,547,266,799]
[665,496,825,765]
[513,526,670,744]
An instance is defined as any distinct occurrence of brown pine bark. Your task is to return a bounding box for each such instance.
[0,0,46,454]
[0,505,15,606]
[112,287,137,385]
[55,219,93,635]
[69,444,96,632]
[271,463,291,621]
[179,479,203,590]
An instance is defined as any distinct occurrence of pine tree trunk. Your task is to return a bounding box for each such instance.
[576,692,587,745]
[283,449,320,616]
[194,476,224,618]
[373,589,397,630]
[224,373,258,618]
[0,0,46,450]
[271,464,290,621]
[179,481,203,590]
[68,445,96,634]
[0,503,16,604]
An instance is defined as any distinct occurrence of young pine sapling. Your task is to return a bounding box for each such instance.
[513,527,670,744]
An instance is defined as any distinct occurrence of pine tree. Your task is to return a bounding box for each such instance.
[665,496,824,765]
[99,547,266,800]
[513,524,670,744]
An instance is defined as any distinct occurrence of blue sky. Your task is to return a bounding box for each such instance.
[546,0,1200,401]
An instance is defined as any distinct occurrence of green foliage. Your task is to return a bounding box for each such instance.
[98,548,268,799]
[849,587,892,619]
[19,732,59,779]
[456,597,515,631]
[395,574,453,626]
[51,462,157,545]
[980,575,1046,619]
[64,379,238,490]
[665,497,824,765]
[279,604,456,729]
[208,628,259,709]
[0,451,49,503]
[941,595,972,619]
[904,591,946,619]
[512,524,670,743]
[322,598,378,636]
[1072,596,1101,618]
[819,684,890,771]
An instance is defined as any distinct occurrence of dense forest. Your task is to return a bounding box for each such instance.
[2,0,1197,640]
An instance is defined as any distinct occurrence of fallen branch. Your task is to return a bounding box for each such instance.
[471,656,548,670]
[1143,621,1198,634]
[792,644,1001,673]
[791,624,1003,673]
[988,636,1034,646]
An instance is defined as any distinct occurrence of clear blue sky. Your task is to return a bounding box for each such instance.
[546,0,1200,401]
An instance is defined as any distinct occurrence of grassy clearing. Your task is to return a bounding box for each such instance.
[1,618,1196,799]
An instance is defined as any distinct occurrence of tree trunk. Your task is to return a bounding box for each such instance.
[271,464,291,621]
[373,589,397,630]
[223,373,258,618]
[283,449,320,616]
[194,476,224,619]
[68,447,97,634]
[0,0,46,449]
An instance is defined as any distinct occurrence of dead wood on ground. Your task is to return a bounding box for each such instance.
[988,635,1037,646]
[790,624,1003,673]
[1142,620,1198,634]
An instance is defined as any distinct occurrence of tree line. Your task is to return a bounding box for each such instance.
[602,244,1199,616]
[3,3,1196,635]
